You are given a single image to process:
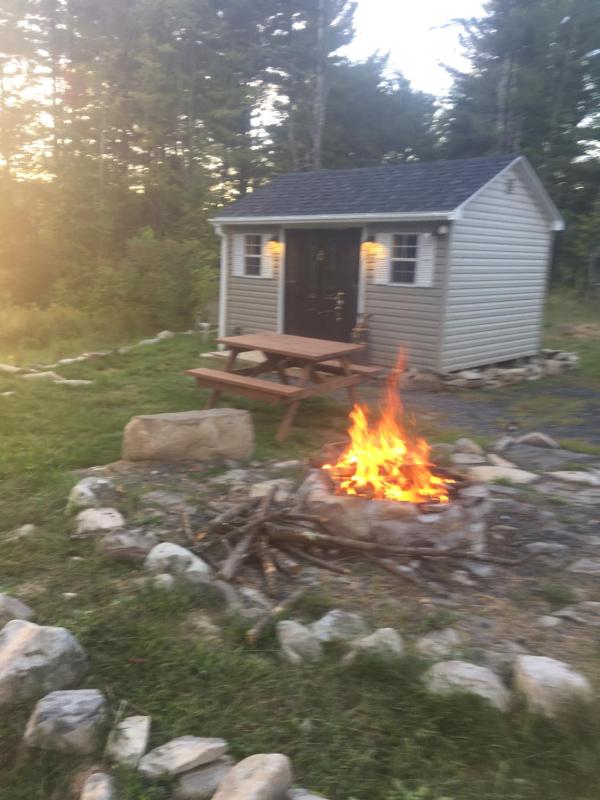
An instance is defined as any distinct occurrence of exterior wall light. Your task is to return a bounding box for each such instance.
[361,235,383,271]
[267,234,284,271]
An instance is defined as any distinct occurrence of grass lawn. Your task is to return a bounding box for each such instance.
[1,299,600,799]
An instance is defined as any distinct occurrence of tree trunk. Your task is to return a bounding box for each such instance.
[311,0,327,169]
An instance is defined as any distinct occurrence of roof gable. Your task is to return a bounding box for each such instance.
[213,154,521,221]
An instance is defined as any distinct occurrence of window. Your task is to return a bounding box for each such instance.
[244,234,262,276]
[390,233,418,284]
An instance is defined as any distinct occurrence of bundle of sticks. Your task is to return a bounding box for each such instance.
[187,481,532,606]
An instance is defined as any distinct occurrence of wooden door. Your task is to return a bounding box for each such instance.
[284,228,360,341]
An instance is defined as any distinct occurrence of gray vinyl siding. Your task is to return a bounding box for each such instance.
[224,226,278,335]
[441,165,552,372]
[364,222,446,369]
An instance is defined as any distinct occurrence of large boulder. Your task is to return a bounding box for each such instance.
[0,594,35,628]
[0,620,88,707]
[138,736,228,779]
[122,409,254,462]
[513,655,593,717]
[105,714,151,766]
[423,660,510,711]
[213,753,292,800]
[24,689,107,753]
[277,621,323,664]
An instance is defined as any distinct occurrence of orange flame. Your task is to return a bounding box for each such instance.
[323,353,452,503]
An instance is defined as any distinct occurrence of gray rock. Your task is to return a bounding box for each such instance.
[80,772,116,800]
[5,523,38,542]
[138,736,228,779]
[487,453,517,468]
[173,757,235,800]
[423,660,510,711]
[137,337,161,346]
[311,610,369,643]
[538,615,562,629]
[249,479,294,503]
[454,438,484,456]
[346,628,404,661]
[0,363,21,374]
[144,542,212,583]
[277,621,323,664]
[153,573,176,591]
[272,460,302,470]
[74,508,125,537]
[0,620,88,707]
[67,477,119,514]
[452,453,487,466]
[21,370,64,381]
[492,435,514,452]
[515,432,559,449]
[553,602,600,626]
[54,379,94,387]
[525,541,569,555]
[289,791,329,800]
[156,330,175,340]
[98,528,159,563]
[466,465,538,485]
[0,594,35,627]
[141,490,196,513]
[105,714,151,766]
[514,655,592,717]
[547,471,600,487]
[24,689,107,753]
[568,558,600,575]
[213,753,292,800]
[415,628,464,659]
[123,409,254,462]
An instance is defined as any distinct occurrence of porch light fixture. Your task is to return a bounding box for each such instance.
[361,235,381,270]
[266,234,284,271]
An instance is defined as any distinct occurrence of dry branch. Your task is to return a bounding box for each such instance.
[277,541,350,575]
[245,587,307,645]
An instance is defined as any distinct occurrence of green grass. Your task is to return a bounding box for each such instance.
[2,306,600,798]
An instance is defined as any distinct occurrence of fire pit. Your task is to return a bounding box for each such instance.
[301,358,491,553]
[187,355,504,625]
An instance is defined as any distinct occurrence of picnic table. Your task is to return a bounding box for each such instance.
[186,331,382,441]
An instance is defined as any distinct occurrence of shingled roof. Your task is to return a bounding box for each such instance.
[213,153,520,220]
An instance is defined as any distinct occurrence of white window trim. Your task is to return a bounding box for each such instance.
[387,232,420,287]
[243,233,263,278]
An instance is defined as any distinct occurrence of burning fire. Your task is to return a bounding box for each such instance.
[323,354,452,504]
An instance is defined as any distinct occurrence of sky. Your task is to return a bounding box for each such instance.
[344,0,487,97]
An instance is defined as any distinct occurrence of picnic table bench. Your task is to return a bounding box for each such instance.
[186,331,383,441]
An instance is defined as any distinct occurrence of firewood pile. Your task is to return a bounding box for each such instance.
[188,480,532,610]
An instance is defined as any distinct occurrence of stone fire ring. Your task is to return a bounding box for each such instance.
[299,470,491,554]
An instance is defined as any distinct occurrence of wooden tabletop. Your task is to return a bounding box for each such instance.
[216,331,365,362]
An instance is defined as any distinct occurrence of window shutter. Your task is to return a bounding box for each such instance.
[261,234,273,279]
[373,233,392,284]
[232,233,245,277]
[415,233,435,287]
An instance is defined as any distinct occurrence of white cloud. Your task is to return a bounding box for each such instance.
[343,0,486,96]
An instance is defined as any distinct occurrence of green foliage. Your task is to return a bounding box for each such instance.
[442,0,600,287]
[1,332,600,798]
[538,583,579,609]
